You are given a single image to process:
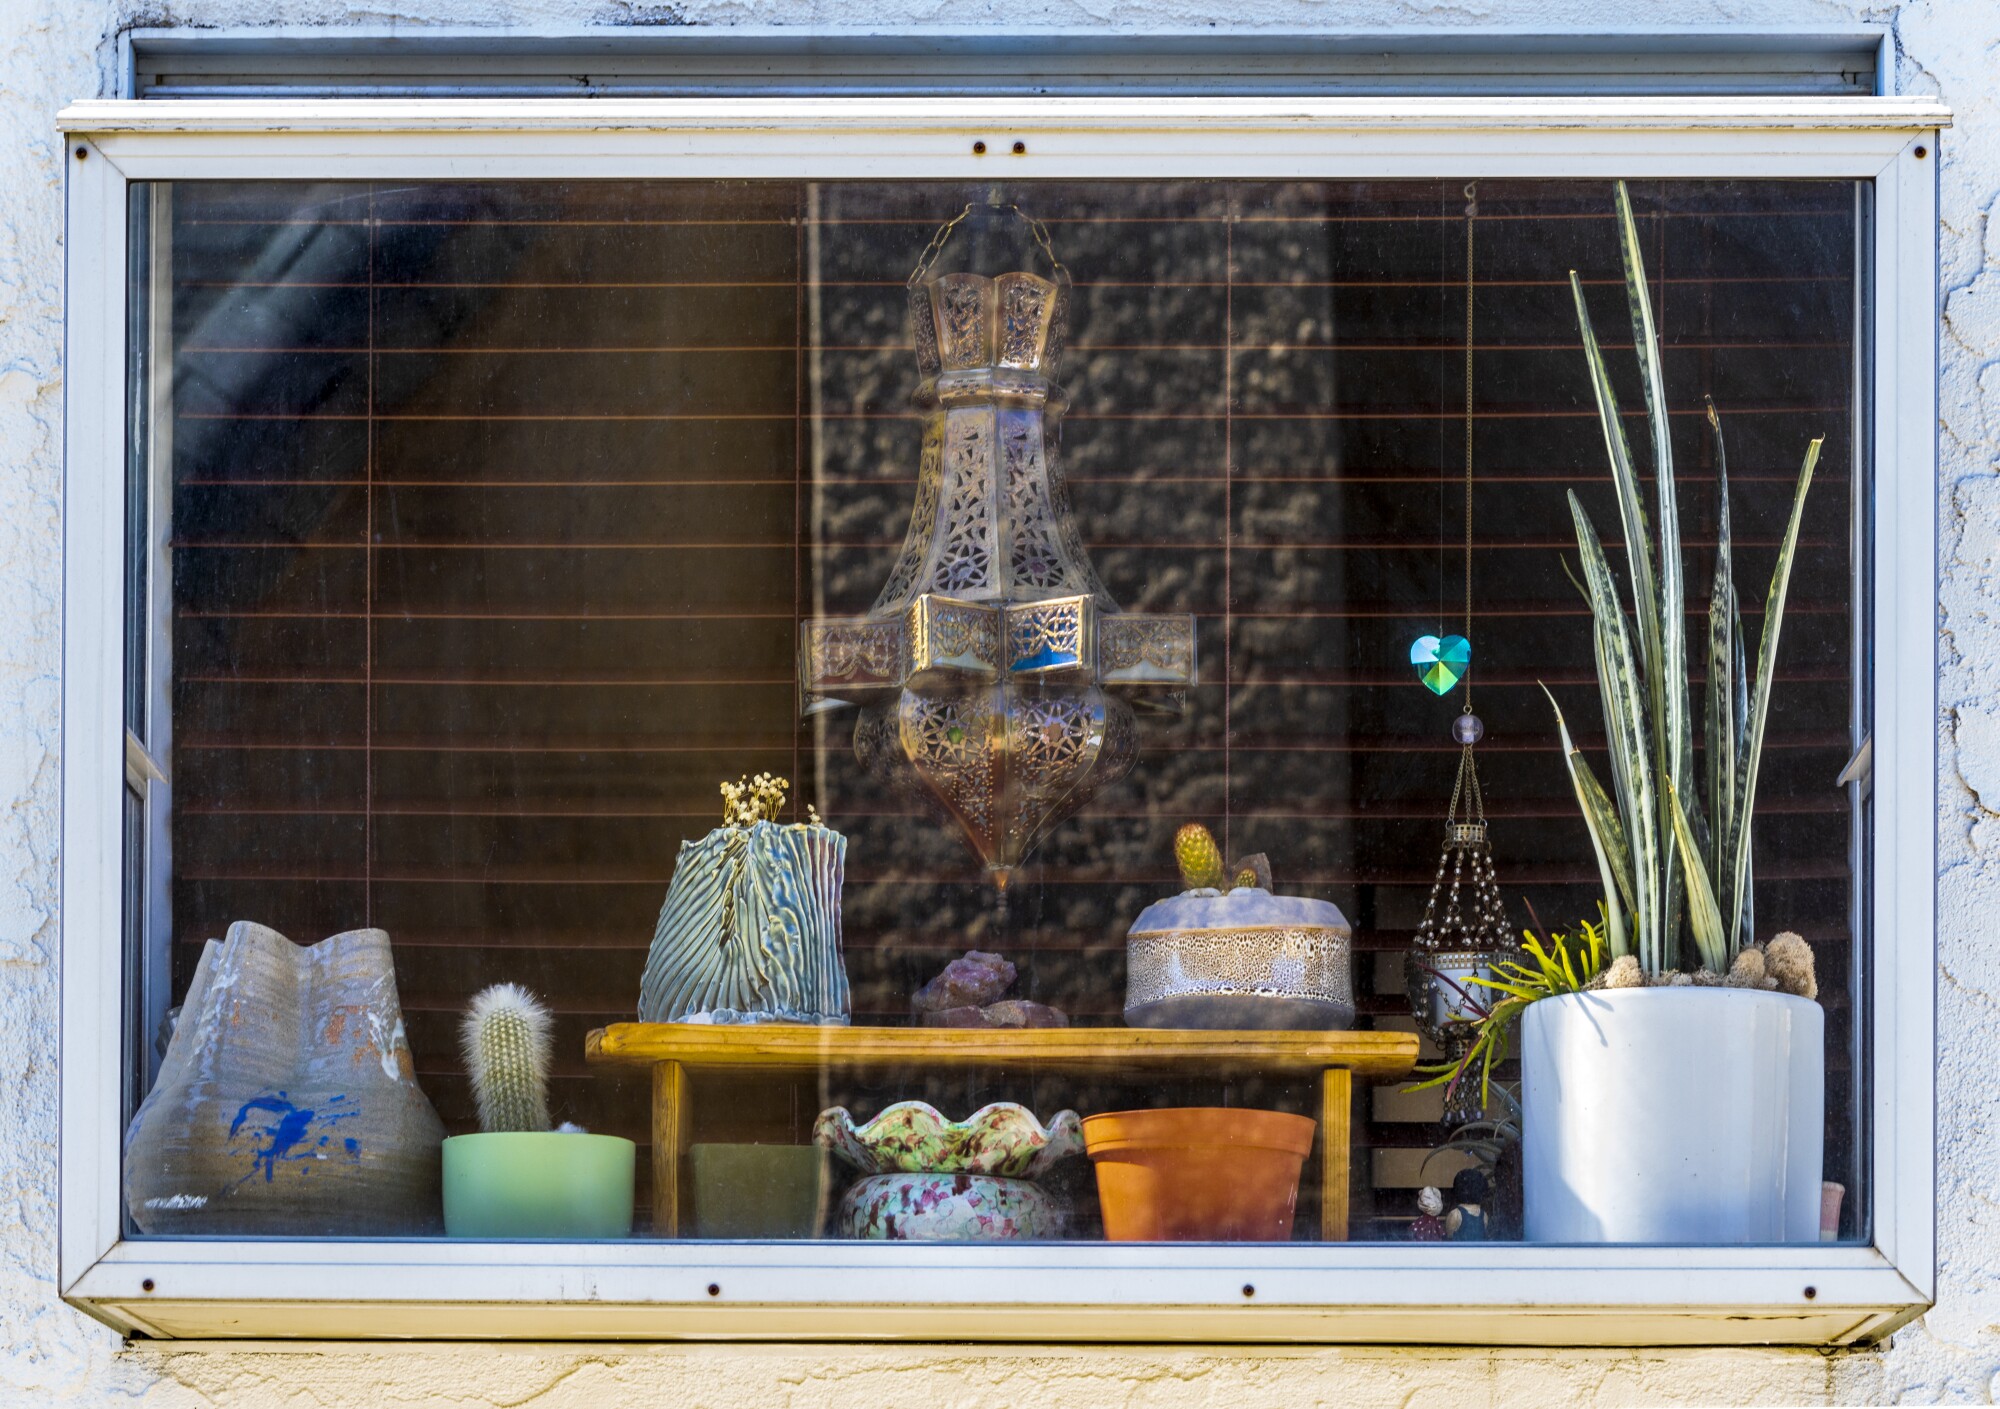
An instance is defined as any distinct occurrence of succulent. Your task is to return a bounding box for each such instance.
[1550,181,1820,978]
[1232,866,1260,892]
[460,983,553,1134]
[1173,823,1226,890]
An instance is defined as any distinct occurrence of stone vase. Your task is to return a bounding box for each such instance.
[124,921,446,1235]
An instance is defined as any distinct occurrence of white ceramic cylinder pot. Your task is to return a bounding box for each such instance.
[1521,987,1824,1243]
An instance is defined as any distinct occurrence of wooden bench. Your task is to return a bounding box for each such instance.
[586,1023,1419,1240]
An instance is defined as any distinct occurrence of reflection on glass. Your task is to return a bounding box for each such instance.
[121,178,1865,1245]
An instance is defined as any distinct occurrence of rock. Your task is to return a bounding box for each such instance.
[1725,948,1768,988]
[976,1000,1069,1028]
[912,950,1016,1012]
[1764,932,1818,1000]
[917,1000,1067,1029]
[1600,954,1644,989]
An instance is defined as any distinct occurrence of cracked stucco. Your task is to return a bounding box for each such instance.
[3,0,1998,1403]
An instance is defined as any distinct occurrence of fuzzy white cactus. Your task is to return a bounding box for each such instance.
[460,983,552,1134]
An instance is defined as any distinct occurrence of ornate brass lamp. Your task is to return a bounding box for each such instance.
[801,207,1196,887]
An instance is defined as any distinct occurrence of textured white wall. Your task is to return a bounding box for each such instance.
[3,1,1995,1403]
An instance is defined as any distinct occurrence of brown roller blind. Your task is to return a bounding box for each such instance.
[163,177,1861,1237]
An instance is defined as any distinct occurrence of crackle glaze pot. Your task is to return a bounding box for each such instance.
[836,1173,1068,1241]
[124,922,446,1235]
[1124,889,1354,1030]
[813,1101,1082,1178]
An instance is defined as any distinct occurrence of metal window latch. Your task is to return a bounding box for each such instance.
[1837,734,1872,802]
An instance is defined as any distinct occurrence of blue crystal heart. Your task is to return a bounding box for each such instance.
[1410,634,1471,695]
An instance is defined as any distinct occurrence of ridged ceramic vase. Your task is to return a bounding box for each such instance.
[124,922,446,1235]
[638,820,849,1025]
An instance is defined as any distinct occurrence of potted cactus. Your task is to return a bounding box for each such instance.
[441,984,635,1239]
[1516,182,1827,1244]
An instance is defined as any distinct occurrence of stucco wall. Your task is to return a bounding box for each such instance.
[3,1,1995,1403]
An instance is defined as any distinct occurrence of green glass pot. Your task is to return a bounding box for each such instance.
[442,1132,635,1239]
[689,1143,830,1239]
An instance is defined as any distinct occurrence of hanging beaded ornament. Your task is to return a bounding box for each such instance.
[1404,183,1508,1128]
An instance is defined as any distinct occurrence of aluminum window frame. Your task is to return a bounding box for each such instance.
[56,95,1945,1345]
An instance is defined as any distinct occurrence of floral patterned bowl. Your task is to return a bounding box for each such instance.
[813,1101,1082,1178]
[836,1172,1067,1241]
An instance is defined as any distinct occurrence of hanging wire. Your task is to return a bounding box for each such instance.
[1462,180,1477,719]
[907,202,1069,289]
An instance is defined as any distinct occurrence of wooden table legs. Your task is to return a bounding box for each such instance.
[1320,1065,1351,1242]
[646,1057,1356,1241]
[652,1060,691,1237]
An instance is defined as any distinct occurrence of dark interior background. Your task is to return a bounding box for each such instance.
[152,177,1864,1238]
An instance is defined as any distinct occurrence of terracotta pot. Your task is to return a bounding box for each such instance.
[1083,1107,1315,1242]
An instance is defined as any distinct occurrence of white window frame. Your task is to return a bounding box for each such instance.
[57,95,1945,1346]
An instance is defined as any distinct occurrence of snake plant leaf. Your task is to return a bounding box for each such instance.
[1702,397,1739,934]
[1542,682,1633,957]
[1667,777,1729,975]
[1612,181,1693,964]
[1569,270,1663,711]
[1569,490,1662,973]
[1727,435,1823,949]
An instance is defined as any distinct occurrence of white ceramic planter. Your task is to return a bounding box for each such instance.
[1521,987,1823,1243]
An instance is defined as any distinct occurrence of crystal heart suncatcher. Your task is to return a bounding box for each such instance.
[1410,634,1471,695]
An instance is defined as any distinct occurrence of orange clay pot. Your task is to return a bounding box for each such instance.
[1083,1107,1316,1242]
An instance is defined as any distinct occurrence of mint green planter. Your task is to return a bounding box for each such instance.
[442,1132,635,1239]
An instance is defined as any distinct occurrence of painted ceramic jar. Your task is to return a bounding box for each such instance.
[836,1172,1067,1241]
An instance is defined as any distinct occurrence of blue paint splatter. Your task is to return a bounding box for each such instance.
[227,1092,360,1183]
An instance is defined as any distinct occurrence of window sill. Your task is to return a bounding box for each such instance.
[66,1238,1930,1346]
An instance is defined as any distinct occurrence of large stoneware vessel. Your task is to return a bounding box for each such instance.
[1521,987,1823,1243]
[125,922,445,1235]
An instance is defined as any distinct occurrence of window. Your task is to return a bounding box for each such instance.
[59,95,1941,1345]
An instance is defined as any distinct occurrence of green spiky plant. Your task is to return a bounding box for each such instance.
[461,983,553,1134]
[1411,912,1609,1111]
[1552,181,1821,978]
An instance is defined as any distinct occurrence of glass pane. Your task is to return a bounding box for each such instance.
[123,177,1866,1246]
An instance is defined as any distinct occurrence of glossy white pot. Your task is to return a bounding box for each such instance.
[1521,987,1823,1243]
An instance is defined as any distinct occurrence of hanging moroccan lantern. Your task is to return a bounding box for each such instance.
[800,206,1196,887]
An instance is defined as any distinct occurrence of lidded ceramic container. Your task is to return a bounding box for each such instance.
[1124,889,1354,1030]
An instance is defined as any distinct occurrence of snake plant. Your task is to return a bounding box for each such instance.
[1553,181,1822,977]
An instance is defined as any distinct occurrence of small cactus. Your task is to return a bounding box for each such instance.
[1174,823,1226,890]
[461,983,553,1134]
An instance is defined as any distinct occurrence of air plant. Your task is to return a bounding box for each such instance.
[1552,180,1821,977]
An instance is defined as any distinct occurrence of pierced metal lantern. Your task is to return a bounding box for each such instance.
[801,208,1196,887]
[1406,722,1507,1124]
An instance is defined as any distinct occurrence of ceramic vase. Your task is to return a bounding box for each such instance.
[124,922,445,1235]
[1520,987,1824,1243]
[638,820,849,1025]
